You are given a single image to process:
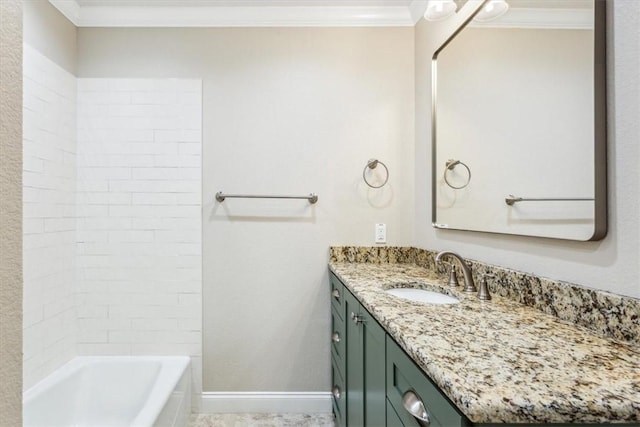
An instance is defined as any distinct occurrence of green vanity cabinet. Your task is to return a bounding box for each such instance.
[330,271,466,427]
[386,337,470,427]
[330,272,386,426]
[329,271,638,427]
[330,273,347,426]
[331,304,347,426]
[331,305,346,378]
[330,272,345,317]
[386,399,406,426]
[331,355,346,426]
[344,286,387,427]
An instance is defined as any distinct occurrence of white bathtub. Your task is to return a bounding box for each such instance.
[23,356,191,427]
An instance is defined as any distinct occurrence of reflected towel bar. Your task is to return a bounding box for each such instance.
[505,195,594,206]
[216,191,318,204]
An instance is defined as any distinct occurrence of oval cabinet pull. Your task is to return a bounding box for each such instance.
[331,332,341,343]
[332,385,341,399]
[402,390,430,426]
[332,289,340,300]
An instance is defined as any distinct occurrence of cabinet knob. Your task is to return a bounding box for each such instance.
[331,332,341,343]
[350,312,364,325]
[402,390,430,426]
[332,385,341,399]
[332,289,340,300]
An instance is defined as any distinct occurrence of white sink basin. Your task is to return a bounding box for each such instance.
[385,288,460,305]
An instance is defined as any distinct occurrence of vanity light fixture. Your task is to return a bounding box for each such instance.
[473,0,509,22]
[424,0,458,21]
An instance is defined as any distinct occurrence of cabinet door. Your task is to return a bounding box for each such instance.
[332,358,347,427]
[345,289,364,427]
[345,288,386,426]
[331,305,346,379]
[362,307,386,426]
[330,272,346,318]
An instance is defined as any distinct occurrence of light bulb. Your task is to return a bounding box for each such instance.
[474,0,509,22]
[424,0,458,21]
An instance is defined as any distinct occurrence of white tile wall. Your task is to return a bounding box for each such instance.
[76,79,203,402]
[22,60,203,399]
[22,44,78,390]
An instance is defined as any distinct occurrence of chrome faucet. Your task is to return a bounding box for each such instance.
[435,251,477,293]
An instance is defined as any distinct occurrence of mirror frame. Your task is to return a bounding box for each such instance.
[430,0,607,241]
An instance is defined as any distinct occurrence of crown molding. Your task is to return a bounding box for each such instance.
[48,0,416,27]
[49,0,81,25]
[408,0,429,25]
[48,0,592,29]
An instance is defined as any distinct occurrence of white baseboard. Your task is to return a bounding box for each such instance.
[200,392,332,414]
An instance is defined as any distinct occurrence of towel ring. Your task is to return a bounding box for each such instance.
[363,159,389,189]
[444,159,471,189]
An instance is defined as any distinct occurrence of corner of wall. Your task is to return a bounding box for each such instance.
[0,0,24,424]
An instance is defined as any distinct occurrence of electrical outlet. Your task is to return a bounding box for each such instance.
[375,223,386,244]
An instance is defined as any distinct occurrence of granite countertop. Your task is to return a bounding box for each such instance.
[329,261,640,424]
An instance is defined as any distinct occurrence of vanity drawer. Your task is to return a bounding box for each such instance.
[386,337,469,427]
[330,272,345,319]
[331,305,346,378]
[386,398,405,426]
[331,356,346,427]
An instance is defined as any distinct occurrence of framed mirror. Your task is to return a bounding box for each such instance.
[431,0,606,241]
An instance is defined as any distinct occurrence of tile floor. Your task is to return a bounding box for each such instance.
[189,413,335,427]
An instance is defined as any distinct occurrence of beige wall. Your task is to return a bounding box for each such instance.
[415,0,640,298]
[23,0,77,74]
[77,27,415,392]
[0,0,23,425]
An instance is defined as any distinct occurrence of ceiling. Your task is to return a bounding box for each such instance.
[49,0,428,27]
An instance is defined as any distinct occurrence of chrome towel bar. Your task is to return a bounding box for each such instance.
[216,192,318,204]
[505,195,594,206]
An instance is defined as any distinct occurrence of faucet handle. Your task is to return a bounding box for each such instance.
[461,262,477,293]
[477,274,495,301]
[442,262,459,287]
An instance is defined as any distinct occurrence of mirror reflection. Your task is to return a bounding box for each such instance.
[432,0,606,241]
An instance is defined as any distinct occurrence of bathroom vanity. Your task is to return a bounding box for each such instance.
[329,247,640,426]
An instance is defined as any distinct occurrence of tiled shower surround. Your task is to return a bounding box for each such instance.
[76,78,203,399]
[330,246,640,346]
[22,45,77,389]
[22,68,203,399]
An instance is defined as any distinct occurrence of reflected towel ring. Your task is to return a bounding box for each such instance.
[444,159,471,189]
[363,159,389,189]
